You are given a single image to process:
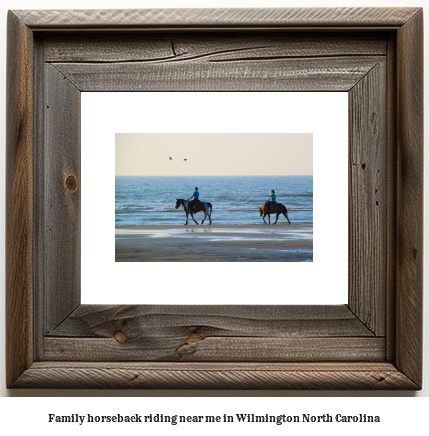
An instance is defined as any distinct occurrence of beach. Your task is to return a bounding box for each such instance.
[115,223,313,262]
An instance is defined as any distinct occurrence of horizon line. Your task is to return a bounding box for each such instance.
[115,174,313,177]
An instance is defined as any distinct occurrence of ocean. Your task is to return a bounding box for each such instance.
[115,175,313,226]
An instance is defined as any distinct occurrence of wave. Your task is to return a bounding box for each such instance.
[224,208,312,212]
[116,206,178,213]
[116,206,313,213]
[288,193,313,198]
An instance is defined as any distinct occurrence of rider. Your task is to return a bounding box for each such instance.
[265,189,276,213]
[187,187,200,212]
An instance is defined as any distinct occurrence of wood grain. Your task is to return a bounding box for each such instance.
[11,362,419,390]
[33,37,46,361]
[6,11,34,388]
[43,64,81,333]
[44,305,380,362]
[42,33,388,63]
[47,305,375,338]
[348,62,386,335]
[52,55,384,92]
[395,9,424,388]
[14,8,420,29]
[44,337,385,362]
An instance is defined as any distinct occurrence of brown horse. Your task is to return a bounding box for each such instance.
[175,199,212,225]
[259,202,291,225]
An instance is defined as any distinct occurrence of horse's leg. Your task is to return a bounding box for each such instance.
[209,206,212,225]
[283,212,291,224]
[191,212,198,225]
[268,212,271,224]
[273,213,279,225]
[184,211,188,225]
[201,207,206,224]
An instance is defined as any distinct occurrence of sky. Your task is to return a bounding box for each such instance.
[115,133,312,176]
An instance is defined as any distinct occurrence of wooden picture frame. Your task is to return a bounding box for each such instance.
[6,8,423,389]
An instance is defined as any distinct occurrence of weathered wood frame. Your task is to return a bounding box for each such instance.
[6,8,423,389]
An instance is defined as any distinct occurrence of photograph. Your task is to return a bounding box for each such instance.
[115,133,313,262]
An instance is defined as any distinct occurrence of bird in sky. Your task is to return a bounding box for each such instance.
[183,159,187,161]
[169,157,172,160]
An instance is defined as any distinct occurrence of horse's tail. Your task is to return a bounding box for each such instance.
[208,202,213,214]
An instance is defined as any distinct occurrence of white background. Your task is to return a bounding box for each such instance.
[0,0,427,423]
[82,92,348,305]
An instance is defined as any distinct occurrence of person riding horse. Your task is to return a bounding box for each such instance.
[176,197,212,225]
[187,187,200,212]
[265,189,276,211]
[259,190,290,225]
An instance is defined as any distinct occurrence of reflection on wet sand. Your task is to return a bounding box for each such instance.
[115,224,313,262]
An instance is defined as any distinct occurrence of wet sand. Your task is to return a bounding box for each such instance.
[115,223,313,262]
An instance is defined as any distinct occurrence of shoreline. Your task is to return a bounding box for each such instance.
[115,223,313,262]
[115,223,310,230]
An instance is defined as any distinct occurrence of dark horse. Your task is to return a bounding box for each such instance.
[175,199,212,225]
[259,202,291,225]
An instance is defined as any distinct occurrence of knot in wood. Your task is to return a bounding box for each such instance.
[114,331,128,343]
[186,333,203,344]
[65,174,78,193]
